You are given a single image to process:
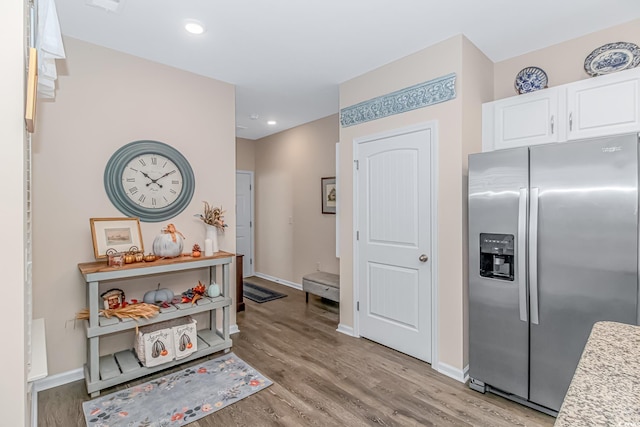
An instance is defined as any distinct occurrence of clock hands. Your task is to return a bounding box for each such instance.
[155,170,176,181]
[139,169,176,188]
[137,170,162,188]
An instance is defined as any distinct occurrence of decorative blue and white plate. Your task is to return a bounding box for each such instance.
[514,66,548,94]
[584,42,640,76]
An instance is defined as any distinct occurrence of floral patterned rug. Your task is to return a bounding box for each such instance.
[82,353,272,426]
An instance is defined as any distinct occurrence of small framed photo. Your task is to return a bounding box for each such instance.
[90,217,144,259]
[321,177,337,214]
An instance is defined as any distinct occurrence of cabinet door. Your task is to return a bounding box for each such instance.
[487,88,561,151]
[567,68,640,140]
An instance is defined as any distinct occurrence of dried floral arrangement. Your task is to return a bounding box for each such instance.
[76,303,160,321]
[195,201,228,231]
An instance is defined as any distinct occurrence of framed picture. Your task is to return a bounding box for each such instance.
[321,177,337,214]
[90,217,144,259]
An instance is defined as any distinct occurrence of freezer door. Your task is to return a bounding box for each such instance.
[469,147,529,399]
[529,134,639,412]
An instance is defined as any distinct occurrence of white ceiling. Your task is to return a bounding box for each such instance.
[55,0,640,140]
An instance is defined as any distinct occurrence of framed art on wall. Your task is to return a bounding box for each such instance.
[90,217,144,259]
[321,177,336,214]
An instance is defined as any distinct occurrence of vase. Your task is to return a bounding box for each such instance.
[204,224,219,255]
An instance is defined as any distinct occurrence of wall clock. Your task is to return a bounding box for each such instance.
[104,140,195,223]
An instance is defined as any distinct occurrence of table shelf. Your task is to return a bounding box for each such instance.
[78,252,234,396]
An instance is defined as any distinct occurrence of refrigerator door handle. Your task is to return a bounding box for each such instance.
[518,188,528,322]
[530,187,540,325]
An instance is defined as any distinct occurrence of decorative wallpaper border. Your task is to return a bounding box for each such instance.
[340,72,456,127]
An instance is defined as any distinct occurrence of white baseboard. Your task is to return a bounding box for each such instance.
[437,362,469,384]
[336,323,355,337]
[254,272,302,290]
[229,324,240,335]
[33,367,84,392]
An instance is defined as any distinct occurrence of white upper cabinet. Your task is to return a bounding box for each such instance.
[484,88,561,151]
[483,67,640,151]
[566,71,640,140]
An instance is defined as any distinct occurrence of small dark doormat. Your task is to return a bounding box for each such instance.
[243,282,287,303]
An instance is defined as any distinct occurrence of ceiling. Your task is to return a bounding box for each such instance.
[55,0,640,140]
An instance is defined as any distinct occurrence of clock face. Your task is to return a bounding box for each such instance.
[121,154,184,210]
[105,141,195,222]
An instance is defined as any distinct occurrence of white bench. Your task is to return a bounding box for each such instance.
[302,272,340,303]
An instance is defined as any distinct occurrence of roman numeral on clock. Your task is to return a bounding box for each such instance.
[129,187,138,195]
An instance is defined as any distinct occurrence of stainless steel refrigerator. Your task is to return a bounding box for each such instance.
[468,133,640,414]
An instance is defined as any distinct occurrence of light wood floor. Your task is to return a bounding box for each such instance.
[38,277,554,426]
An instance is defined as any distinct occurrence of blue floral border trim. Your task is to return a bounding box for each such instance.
[340,73,456,127]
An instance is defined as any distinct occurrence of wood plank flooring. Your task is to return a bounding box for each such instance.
[38,276,554,426]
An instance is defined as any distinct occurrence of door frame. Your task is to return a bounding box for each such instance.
[236,170,255,277]
[352,121,439,367]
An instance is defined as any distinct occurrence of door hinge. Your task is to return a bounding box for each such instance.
[249,184,252,190]
[250,221,252,227]
[354,160,359,170]
[356,231,359,240]
[250,258,253,265]
[357,301,360,311]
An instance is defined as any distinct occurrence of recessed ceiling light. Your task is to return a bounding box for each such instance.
[185,21,205,35]
[267,120,277,126]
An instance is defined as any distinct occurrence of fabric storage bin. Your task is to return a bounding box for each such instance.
[135,319,179,367]
[172,316,197,360]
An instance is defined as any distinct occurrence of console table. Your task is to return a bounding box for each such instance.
[78,252,234,396]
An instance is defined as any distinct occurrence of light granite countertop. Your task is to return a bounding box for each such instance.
[555,321,640,427]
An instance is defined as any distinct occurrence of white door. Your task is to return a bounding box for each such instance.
[236,171,254,277]
[357,126,433,362]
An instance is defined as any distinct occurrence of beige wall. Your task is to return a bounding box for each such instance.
[32,37,237,376]
[236,137,256,171]
[460,37,495,366]
[1,0,27,424]
[494,18,640,99]
[339,35,492,373]
[254,114,339,284]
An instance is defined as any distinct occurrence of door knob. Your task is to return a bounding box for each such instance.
[419,254,428,262]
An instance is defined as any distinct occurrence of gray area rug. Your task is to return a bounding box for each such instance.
[243,282,287,303]
[83,353,272,426]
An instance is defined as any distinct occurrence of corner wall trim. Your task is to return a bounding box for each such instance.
[340,73,456,127]
[437,362,469,384]
[254,272,302,290]
[336,324,355,337]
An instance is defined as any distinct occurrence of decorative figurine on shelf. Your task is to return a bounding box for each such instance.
[152,223,185,258]
[181,281,207,305]
[192,243,201,258]
[144,253,157,262]
[129,246,144,263]
[208,282,221,298]
[143,283,174,305]
[101,288,125,309]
